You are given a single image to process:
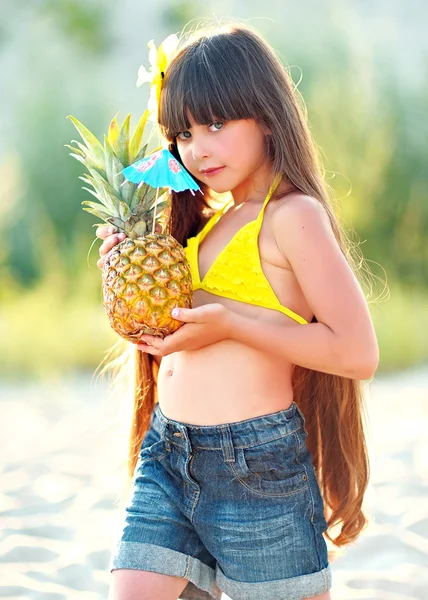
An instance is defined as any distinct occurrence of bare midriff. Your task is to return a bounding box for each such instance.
[158,339,293,426]
[157,195,314,426]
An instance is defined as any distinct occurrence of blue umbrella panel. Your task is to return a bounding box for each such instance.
[122,148,201,194]
[122,149,202,234]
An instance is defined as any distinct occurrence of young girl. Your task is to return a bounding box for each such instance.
[97,22,379,600]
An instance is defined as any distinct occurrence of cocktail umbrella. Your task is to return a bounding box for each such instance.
[121,148,202,233]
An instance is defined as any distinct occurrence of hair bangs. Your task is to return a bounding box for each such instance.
[159,35,257,140]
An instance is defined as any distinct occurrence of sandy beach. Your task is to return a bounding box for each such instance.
[1,365,427,599]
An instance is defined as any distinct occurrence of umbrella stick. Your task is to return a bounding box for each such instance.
[152,188,159,234]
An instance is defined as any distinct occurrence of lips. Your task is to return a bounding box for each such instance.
[200,166,225,175]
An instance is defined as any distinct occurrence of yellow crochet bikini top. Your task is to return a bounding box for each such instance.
[184,175,309,325]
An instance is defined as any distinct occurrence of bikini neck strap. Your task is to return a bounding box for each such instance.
[260,173,283,215]
[222,173,283,216]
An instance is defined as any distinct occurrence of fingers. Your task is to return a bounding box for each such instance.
[136,341,163,355]
[137,345,160,355]
[136,334,171,356]
[96,225,118,239]
[99,233,126,257]
[97,232,126,269]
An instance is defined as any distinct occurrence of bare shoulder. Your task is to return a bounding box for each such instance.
[271,192,340,270]
[272,192,333,231]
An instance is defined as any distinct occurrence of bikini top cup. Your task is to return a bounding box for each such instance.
[184,174,308,325]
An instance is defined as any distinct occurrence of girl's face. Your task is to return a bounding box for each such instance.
[174,115,269,193]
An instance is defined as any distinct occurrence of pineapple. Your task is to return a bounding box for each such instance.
[66,111,193,341]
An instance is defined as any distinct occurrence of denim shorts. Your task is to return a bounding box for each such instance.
[109,401,332,600]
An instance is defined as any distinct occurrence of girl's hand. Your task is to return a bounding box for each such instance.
[96,226,126,269]
[136,303,235,356]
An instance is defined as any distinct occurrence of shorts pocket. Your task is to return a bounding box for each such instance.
[139,426,168,461]
[232,433,309,497]
[293,431,329,531]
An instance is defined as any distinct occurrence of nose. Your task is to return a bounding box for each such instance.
[191,138,210,161]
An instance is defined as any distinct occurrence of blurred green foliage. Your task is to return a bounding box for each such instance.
[0,1,427,378]
[40,0,113,55]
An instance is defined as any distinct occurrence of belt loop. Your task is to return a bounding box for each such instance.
[294,402,307,428]
[180,425,191,451]
[220,426,235,463]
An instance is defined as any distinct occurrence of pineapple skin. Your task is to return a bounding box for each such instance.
[102,234,193,341]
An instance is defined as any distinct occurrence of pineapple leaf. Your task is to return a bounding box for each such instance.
[119,200,133,221]
[69,152,86,163]
[148,200,169,213]
[79,174,96,186]
[87,168,121,201]
[82,206,114,221]
[69,140,105,168]
[148,190,168,209]
[70,151,107,180]
[130,183,147,211]
[104,137,128,188]
[72,140,94,159]
[107,217,124,229]
[65,144,85,157]
[113,114,131,166]
[129,179,156,211]
[82,193,111,216]
[81,186,106,204]
[104,135,123,191]
[82,199,110,213]
[86,235,100,269]
[132,143,148,164]
[104,135,136,204]
[80,172,121,215]
[67,115,105,166]
[108,112,120,145]
[120,178,137,205]
[129,109,149,163]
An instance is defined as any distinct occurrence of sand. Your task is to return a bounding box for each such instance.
[1,365,427,599]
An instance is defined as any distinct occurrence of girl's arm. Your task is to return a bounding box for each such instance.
[229,314,375,379]
[229,196,379,380]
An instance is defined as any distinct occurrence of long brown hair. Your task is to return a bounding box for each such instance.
[102,22,374,551]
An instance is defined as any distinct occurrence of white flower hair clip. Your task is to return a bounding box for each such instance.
[136,33,179,122]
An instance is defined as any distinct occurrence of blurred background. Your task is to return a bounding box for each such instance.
[0,1,427,599]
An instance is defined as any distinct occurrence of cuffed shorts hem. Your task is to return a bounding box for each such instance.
[216,563,332,600]
[109,541,222,600]
[110,541,332,600]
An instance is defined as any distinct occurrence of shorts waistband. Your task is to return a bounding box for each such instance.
[151,401,306,451]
